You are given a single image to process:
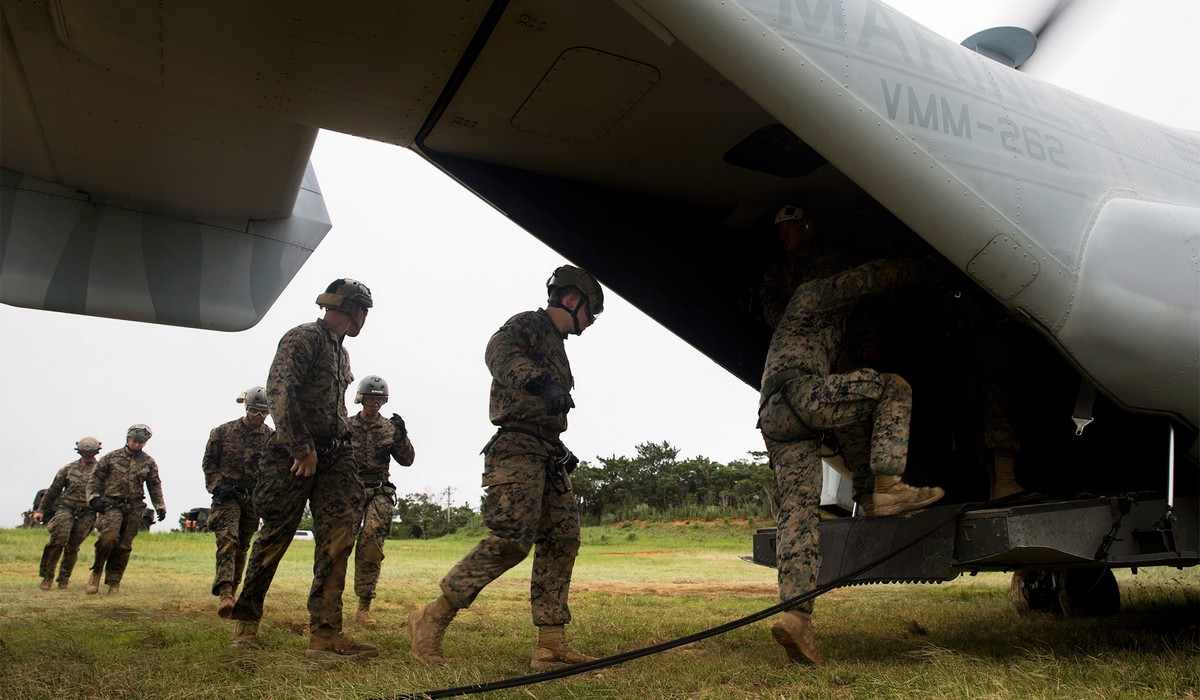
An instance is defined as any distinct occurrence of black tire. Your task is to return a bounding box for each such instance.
[1010,570,1061,615]
[1057,567,1120,617]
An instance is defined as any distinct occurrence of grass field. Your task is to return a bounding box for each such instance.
[1,522,1197,699]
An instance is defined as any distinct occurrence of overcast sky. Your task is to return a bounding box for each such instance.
[1,0,1196,527]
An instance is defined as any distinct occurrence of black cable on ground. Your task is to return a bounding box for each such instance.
[373,498,996,700]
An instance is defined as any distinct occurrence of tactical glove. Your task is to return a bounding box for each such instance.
[156,508,167,522]
[526,373,574,416]
[213,482,236,501]
[556,448,580,473]
[89,496,105,512]
[389,413,408,440]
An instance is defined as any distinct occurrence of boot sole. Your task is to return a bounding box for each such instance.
[230,640,260,649]
[218,603,235,619]
[771,624,823,666]
[305,648,378,662]
[872,492,945,518]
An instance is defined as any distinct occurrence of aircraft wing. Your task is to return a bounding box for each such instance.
[3,0,1197,436]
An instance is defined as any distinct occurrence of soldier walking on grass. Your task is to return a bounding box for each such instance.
[409,265,602,671]
[228,278,377,659]
[347,375,415,626]
[35,436,102,590]
[86,424,166,595]
[757,257,945,665]
[203,386,274,618]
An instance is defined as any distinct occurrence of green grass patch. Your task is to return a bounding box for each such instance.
[1,525,1196,699]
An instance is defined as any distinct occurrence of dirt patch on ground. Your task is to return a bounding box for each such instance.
[573,580,776,597]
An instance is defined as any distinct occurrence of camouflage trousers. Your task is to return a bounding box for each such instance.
[208,491,258,596]
[763,435,822,613]
[353,483,396,600]
[759,369,913,611]
[231,441,362,635]
[40,507,96,583]
[441,433,580,626]
[92,502,145,585]
[759,369,912,477]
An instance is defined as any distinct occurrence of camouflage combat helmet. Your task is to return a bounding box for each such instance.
[316,278,373,312]
[774,204,805,225]
[237,386,269,412]
[546,265,604,316]
[355,375,388,404]
[76,436,102,454]
[127,424,152,441]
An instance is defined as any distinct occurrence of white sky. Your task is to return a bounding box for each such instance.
[1,0,1195,527]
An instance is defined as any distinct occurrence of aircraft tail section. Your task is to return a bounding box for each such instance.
[0,164,331,330]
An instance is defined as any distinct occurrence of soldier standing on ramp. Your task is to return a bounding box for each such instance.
[409,265,602,671]
[347,375,415,625]
[86,424,166,595]
[203,386,273,618]
[34,436,102,590]
[228,278,377,659]
[757,258,945,665]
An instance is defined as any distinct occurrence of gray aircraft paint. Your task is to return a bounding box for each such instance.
[0,164,330,330]
[630,0,1199,431]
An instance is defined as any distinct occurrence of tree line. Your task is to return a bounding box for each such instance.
[378,442,774,538]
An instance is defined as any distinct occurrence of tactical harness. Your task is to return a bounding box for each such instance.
[483,422,576,495]
[758,369,829,446]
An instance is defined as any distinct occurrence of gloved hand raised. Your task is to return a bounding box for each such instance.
[156,508,167,522]
[526,373,574,416]
[389,413,408,440]
[556,447,580,473]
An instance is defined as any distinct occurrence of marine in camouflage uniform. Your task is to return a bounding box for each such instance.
[204,386,274,617]
[229,278,377,659]
[757,257,945,665]
[347,375,415,624]
[86,425,166,595]
[409,265,603,671]
[759,205,884,510]
[36,437,101,590]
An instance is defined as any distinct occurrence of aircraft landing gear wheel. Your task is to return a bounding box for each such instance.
[1057,567,1119,617]
[1010,570,1060,615]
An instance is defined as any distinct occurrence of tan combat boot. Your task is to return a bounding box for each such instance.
[57,582,69,590]
[85,571,101,595]
[38,577,53,591]
[530,624,598,672]
[989,450,1022,499]
[217,583,235,619]
[230,620,260,649]
[107,582,120,595]
[408,595,458,665]
[870,475,945,517]
[354,598,376,626]
[305,629,378,659]
[771,611,824,665]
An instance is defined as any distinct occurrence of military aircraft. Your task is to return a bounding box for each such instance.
[2,0,1195,616]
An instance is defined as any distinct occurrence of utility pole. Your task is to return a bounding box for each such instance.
[443,486,455,523]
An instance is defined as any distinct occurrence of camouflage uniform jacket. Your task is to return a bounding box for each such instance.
[348,412,415,483]
[40,458,96,514]
[759,248,857,329]
[761,258,928,393]
[486,308,573,435]
[267,318,354,459]
[202,417,275,492]
[88,447,165,509]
